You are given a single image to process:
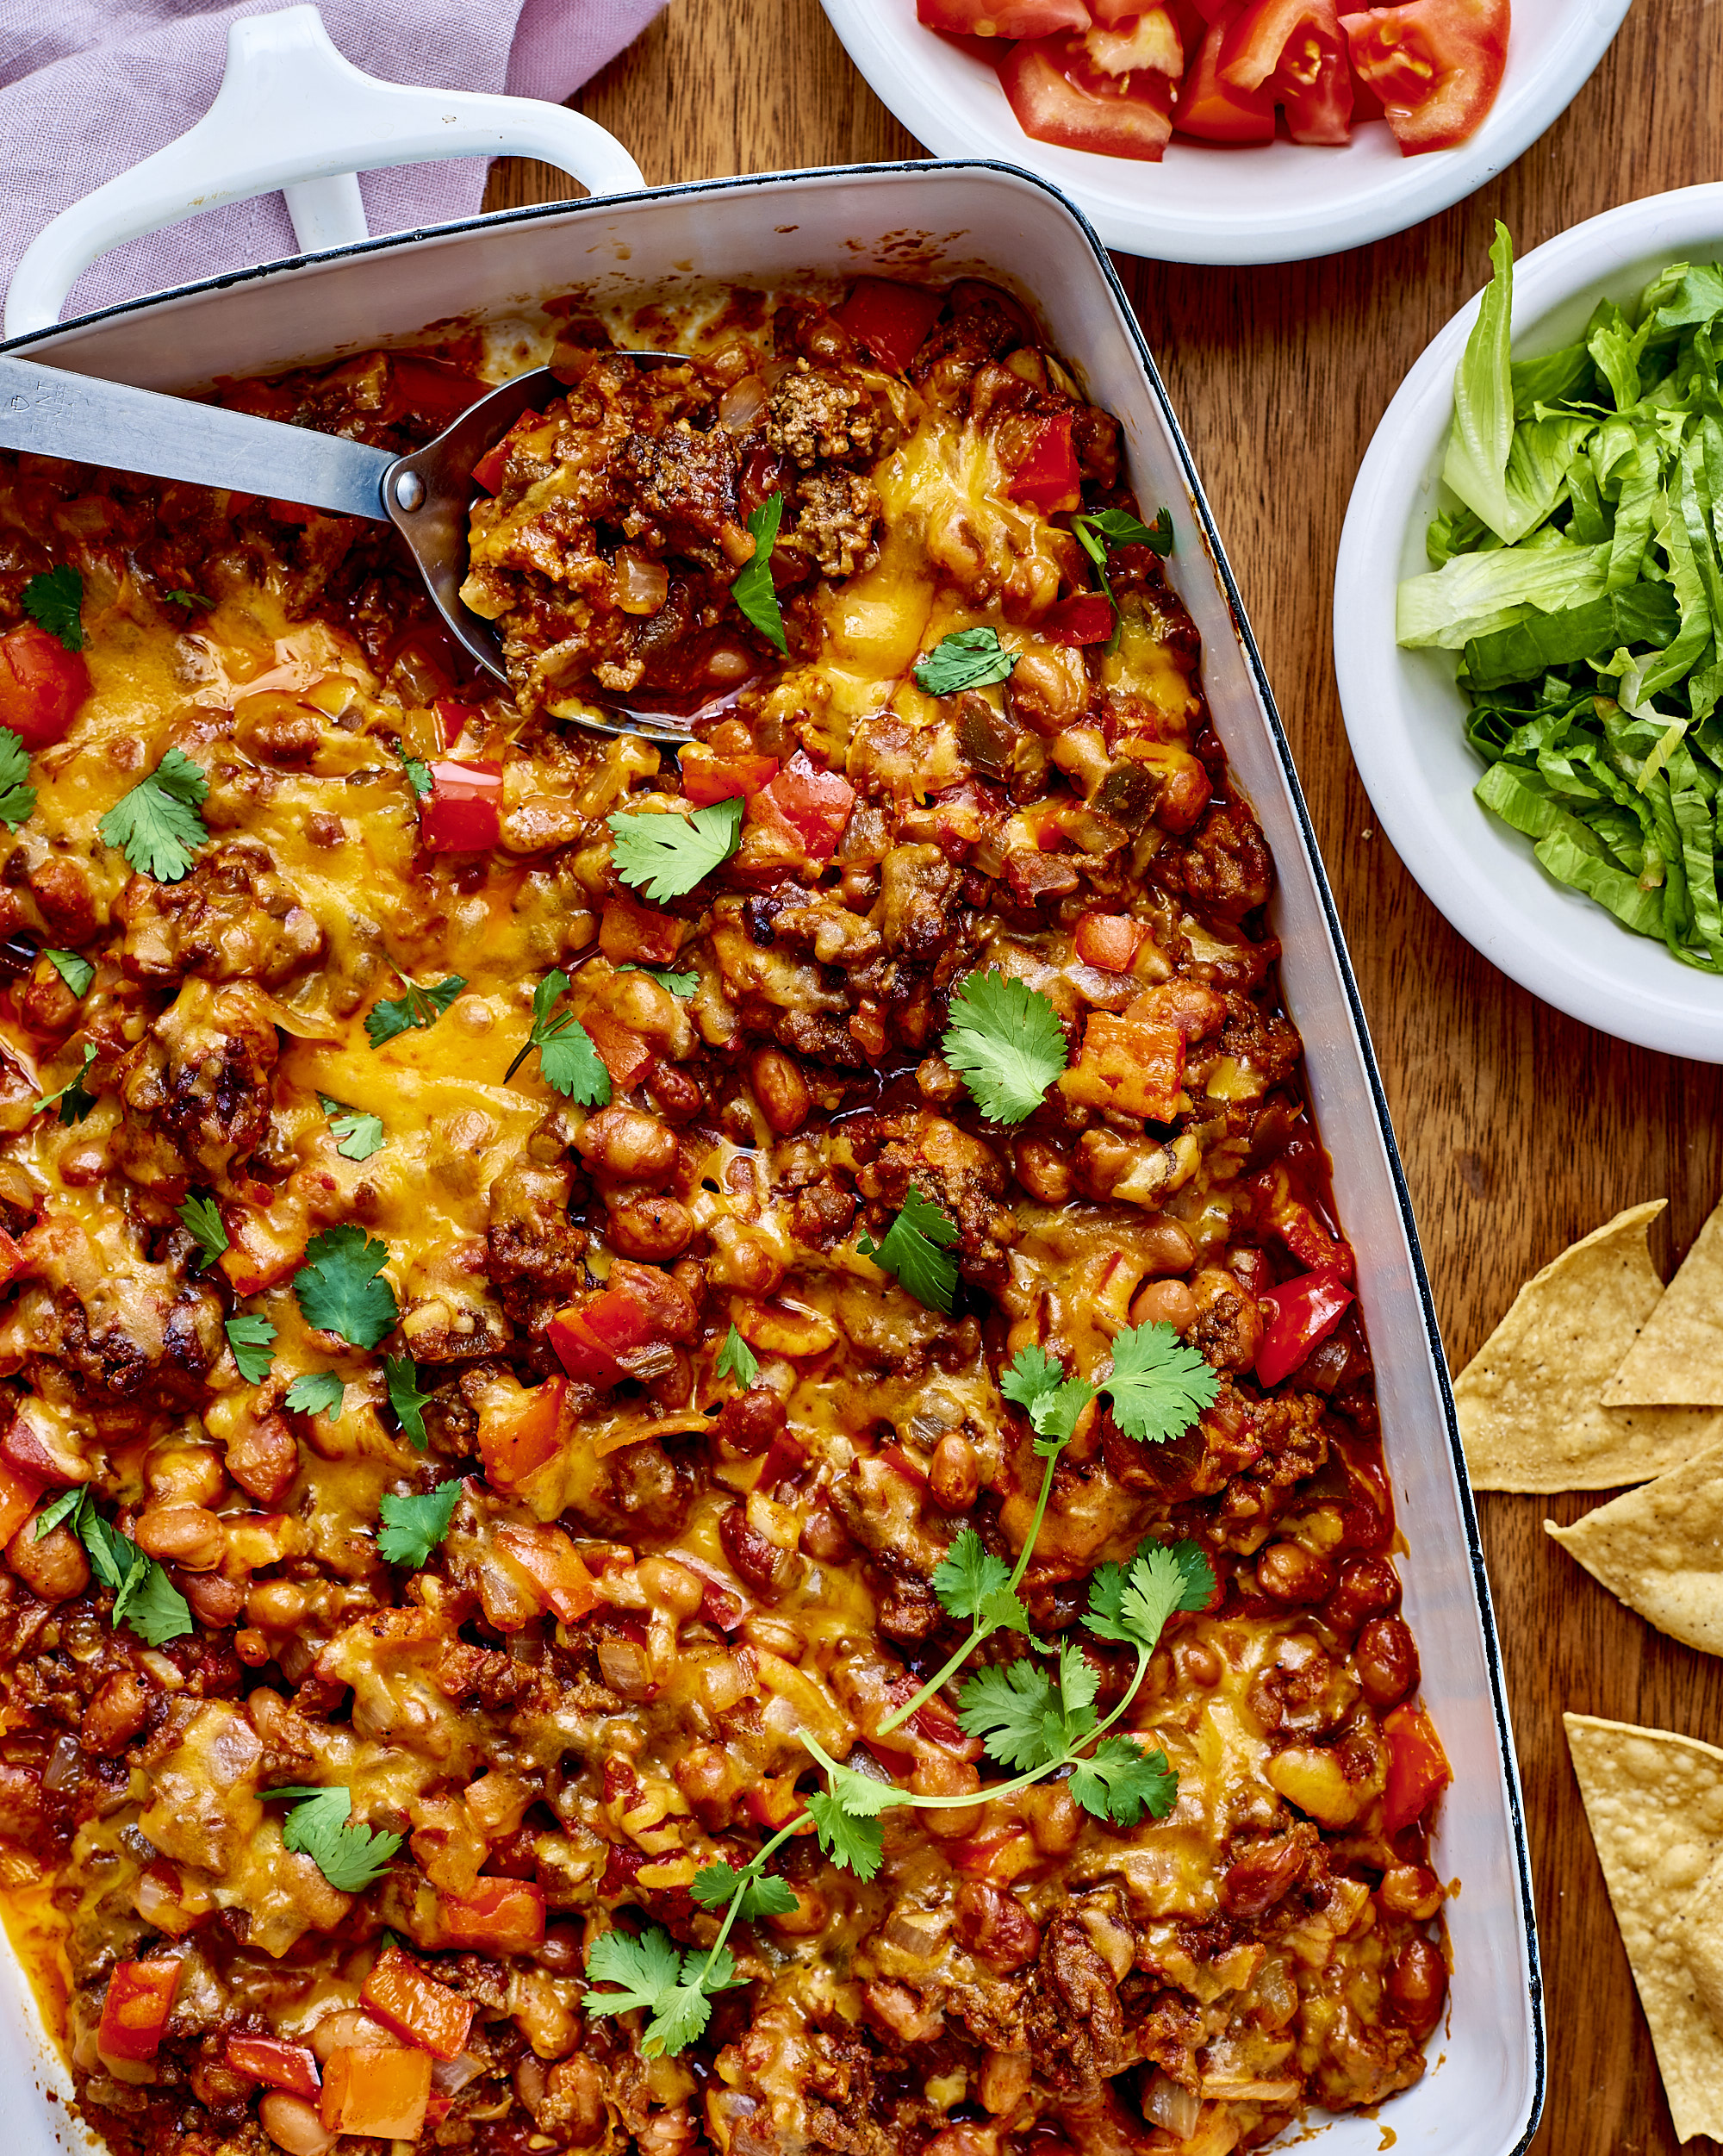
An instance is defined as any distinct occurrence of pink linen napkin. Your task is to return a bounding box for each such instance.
[0,0,662,327]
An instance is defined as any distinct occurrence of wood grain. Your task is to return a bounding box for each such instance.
[492,4,1723,2143]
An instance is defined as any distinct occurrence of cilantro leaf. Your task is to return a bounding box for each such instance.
[1103,1321,1220,1444]
[70,1499,191,1644]
[35,1041,96,1125]
[0,727,35,832]
[618,964,698,997]
[715,1324,760,1389]
[504,971,610,1103]
[931,1527,1032,1636]
[376,1478,462,1568]
[163,588,213,612]
[177,1193,228,1270]
[225,1312,277,1386]
[23,565,84,651]
[956,1652,1096,1774]
[913,626,1018,696]
[857,1185,961,1315]
[266,1785,402,1893]
[391,742,432,798]
[1085,1536,1215,1652]
[804,1790,886,1881]
[44,949,94,996]
[285,1371,345,1421]
[1067,1734,1179,1826]
[941,969,1068,1125]
[364,973,464,1049]
[384,1355,432,1449]
[1074,507,1173,559]
[1000,1343,1095,1450]
[317,1094,385,1162]
[584,1926,744,2058]
[97,748,208,882]
[731,492,787,651]
[691,1861,799,1921]
[607,796,743,905]
[33,1486,85,1540]
[294,1224,399,1349]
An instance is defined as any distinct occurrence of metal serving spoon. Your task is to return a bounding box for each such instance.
[0,350,694,744]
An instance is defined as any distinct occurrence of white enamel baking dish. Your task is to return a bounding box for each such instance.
[0,22,1542,2155]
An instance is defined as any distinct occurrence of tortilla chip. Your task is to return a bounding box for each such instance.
[1455,1202,1722,1492]
[1546,1436,1723,1654]
[1605,1198,1723,1405]
[1564,1713,1723,2141]
[1677,1851,1723,2038]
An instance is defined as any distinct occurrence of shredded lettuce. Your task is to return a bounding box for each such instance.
[1403,226,1723,969]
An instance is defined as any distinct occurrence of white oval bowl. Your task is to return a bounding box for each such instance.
[1335,183,1723,1062]
[818,0,1633,265]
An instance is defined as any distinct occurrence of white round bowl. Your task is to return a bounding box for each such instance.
[818,0,1633,265]
[1334,182,1723,1063]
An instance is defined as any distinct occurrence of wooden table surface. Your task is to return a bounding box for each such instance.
[498,5,1713,2143]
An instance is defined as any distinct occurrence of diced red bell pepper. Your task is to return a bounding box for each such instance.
[679,743,779,806]
[361,1942,476,2061]
[582,1011,653,1089]
[389,355,489,426]
[947,1830,1038,1880]
[420,759,502,853]
[1383,1703,1451,1832]
[1254,1268,1353,1387]
[474,1375,565,1489]
[1073,911,1148,971]
[1042,592,1116,645]
[1176,6,1278,136]
[1059,1005,1186,1124]
[320,2045,432,2138]
[0,622,90,749]
[494,1524,600,1623]
[0,1228,26,1289]
[98,1959,182,2063]
[470,415,538,497]
[600,890,684,966]
[748,751,855,861]
[225,2034,321,2100]
[550,1261,688,1388]
[744,1773,811,1831]
[1004,409,1084,515]
[834,277,946,375]
[268,499,320,525]
[1257,1181,1355,1280]
[439,1878,545,1953]
[219,1200,309,1296]
[0,1464,46,1548]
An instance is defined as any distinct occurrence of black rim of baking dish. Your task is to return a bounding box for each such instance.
[2,153,1546,2150]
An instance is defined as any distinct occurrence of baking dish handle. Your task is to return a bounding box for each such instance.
[3,3,646,340]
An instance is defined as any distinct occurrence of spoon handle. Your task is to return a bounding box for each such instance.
[0,354,392,520]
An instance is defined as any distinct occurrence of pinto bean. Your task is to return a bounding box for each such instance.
[1325,1555,1400,1636]
[930,1433,980,1511]
[1012,1138,1072,1204]
[577,1106,676,1179]
[954,1879,1040,1972]
[1355,1615,1420,1707]
[225,1414,300,1507]
[1378,1863,1444,1922]
[718,1501,794,1596]
[1256,1541,1334,1605]
[1129,1279,1197,1332]
[647,1062,705,1123]
[545,2056,606,2147]
[638,1556,704,1620]
[751,1047,811,1136]
[1220,1831,1309,1919]
[81,1673,150,1757]
[181,1571,245,1627]
[9,1520,90,1602]
[134,1504,224,1571]
[1385,1936,1447,2034]
[259,2093,336,2156]
[712,1388,787,1457]
[607,1193,695,1260]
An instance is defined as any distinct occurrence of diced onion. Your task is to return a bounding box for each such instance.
[43,1734,82,1793]
[718,377,768,433]
[597,1638,655,1699]
[613,549,669,616]
[1143,2070,1202,2136]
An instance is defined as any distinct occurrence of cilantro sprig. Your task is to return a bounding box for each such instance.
[36,1488,192,1646]
[503,971,610,1103]
[585,1924,746,2058]
[34,1041,96,1125]
[285,1371,345,1421]
[1071,506,1173,647]
[44,949,93,996]
[607,797,743,905]
[384,1355,432,1449]
[913,626,1018,696]
[0,730,35,832]
[226,1312,277,1386]
[1001,1319,1219,1446]
[318,1094,385,1162]
[98,748,208,882]
[376,1478,461,1568]
[364,971,464,1049]
[714,1324,759,1389]
[23,566,83,651]
[731,492,787,653]
[177,1193,228,1270]
[941,969,1067,1125]
[857,1186,960,1315]
[264,1785,402,1892]
[294,1224,399,1349]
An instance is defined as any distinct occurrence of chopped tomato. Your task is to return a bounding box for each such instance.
[0,622,90,748]
[389,355,489,426]
[432,697,482,742]
[494,1524,600,1623]
[470,414,538,496]
[834,278,946,374]
[582,1011,652,1089]
[419,759,501,853]
[599,890,684,966]
[0,1464,45,1548]
[679,742,779,805]
[1222,0,1353,139]
[97,1959,182,2063]
[439,1878,546,1953]
[1073,911,1147,970]
[1059,1004,1186,1123]
[1254,1268,1353,1386]
[1042,592,1116,645]
[1383,1704,1452,1832]
[549,1261,689,1387]
[320,2045,432,2139]
[917,0,1092,37]
[1175,7,1278,136]
[1340,0,1506,150]
[474,1374,565,1488]
[1005,409,1086,517]
[1000,36,1175,164]
[225,2034,321,2099]
[361,1942,476,2061]
[267,499,320,524]
[1078,6,1185,77]
[749,752,855,860]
